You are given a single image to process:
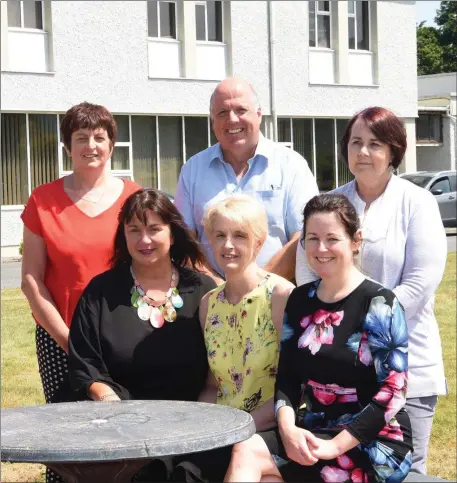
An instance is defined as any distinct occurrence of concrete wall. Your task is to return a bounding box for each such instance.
[418,72,457,98]
[1,1,417,119]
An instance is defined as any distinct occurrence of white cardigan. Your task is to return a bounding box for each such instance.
[296,175,448,398]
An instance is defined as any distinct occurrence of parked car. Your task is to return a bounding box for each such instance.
[399,170,456,227]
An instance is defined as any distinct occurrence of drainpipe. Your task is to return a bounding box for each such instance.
[267,0,278,142]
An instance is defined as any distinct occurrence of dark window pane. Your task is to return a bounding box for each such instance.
[147,1,158,37]
[309,4,316,47]
[431,178,451,194]
[114,115,130,142]
[356,1,369,50]
[416,115,430,141]
[23,1,43,29]
[430,114,442,141]
[111,146,129,170]
[185,117,208,160]
[348,1,355,14]
[309,1,315,14]
[318,1,329,12]
[292,119,314,174]
[315,119,335,192]
[278,119,291,143]
[160,1,176,39]
[132,116,158,188]
[1,114,28,205]
[159,117,182,195]
[317,15,330,48]
[195,4,206,41]
[449,175,456,192]
[28,114,58,191]
[348,17,355,49]
[336,119,354,186]
[207,1,223,42]
[62,146,72,171]
[210,124,218,145]
[7,1,21,27]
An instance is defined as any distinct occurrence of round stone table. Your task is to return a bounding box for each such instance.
[1,400,255,483]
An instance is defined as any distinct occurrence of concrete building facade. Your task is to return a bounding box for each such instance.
[1,0,419,256]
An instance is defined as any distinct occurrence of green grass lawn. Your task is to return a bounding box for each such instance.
[1,253,456,482]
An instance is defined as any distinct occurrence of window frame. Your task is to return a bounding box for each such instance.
[416,113,443,144]
[7,0,45,32]
[309,1,333,49]
[195,1,224,43]
[147,0,178,41]
[348,0,371,51]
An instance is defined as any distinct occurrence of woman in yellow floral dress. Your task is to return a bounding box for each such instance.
[172,195,294,482]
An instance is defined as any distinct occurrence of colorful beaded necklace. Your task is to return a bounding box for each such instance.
[130,265,184,329]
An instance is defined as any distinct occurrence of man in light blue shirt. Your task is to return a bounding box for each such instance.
[175,77,319,279]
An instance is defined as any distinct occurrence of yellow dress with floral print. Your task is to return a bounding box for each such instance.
[204,274,280,413]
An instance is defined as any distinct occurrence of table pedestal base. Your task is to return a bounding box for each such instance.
[47,460,149,483]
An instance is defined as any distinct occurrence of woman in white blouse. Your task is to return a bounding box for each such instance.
[296,106,447,475]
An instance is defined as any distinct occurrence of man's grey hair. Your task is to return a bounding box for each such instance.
[209,83,261,118]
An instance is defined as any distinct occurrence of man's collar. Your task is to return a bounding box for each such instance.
[210,133,270,166]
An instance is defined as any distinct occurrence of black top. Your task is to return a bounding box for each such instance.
[68,265,216,401]
[276,279,412,452]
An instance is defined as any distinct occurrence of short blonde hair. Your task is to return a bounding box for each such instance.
[203,194,268,245]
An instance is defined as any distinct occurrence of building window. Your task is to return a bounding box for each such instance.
[1,114,28,205]
[416,113,443,143]
[147,0,177,39]
[1,113,218,205]
[185,117,209,159]
[29,114,59,191]
[132,116,158,189]
[309,1,331,48]
[195,1,223,42]
[348,1,370,50]
[158,117,183,195]
[278,117,356,192]
[7,0,43,29]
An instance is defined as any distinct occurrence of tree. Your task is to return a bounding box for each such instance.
[435,1,457,72]
[417,21,444,75]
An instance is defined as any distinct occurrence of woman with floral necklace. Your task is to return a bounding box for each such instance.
[68,189,216,479]
[224,194,413,483]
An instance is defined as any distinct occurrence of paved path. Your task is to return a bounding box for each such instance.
[1,261,21,289]
[1,235,455,290]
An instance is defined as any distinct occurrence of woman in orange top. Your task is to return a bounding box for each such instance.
[21,101,140,483]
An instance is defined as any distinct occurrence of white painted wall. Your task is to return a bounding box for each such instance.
[148,40,181,78]
[418,73,457,98]
[1,1,417,118]
[1,207,24,249]
[195,43,227,80]
[8,30,49,73]
[308,50,336,84]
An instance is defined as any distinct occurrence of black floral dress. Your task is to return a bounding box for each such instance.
[261,279,413,483]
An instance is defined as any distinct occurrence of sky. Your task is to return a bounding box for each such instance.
[415,1,441,27]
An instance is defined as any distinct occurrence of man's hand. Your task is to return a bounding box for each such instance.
[279,425,319,466]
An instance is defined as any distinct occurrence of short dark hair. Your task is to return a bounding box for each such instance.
[339,106,407,169]
[60,101,117,150]
[110,189,206,270]
[301,194,360,249]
